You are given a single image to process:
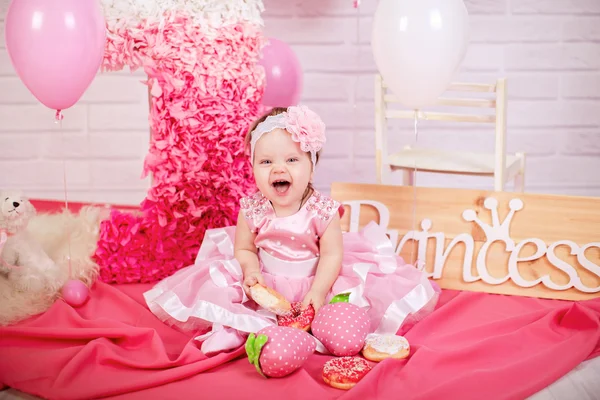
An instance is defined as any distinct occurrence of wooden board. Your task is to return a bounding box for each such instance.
[331,182,600,301]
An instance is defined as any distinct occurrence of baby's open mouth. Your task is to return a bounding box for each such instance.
[272,179,291,194]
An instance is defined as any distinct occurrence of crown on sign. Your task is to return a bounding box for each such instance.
[462,198,523,241]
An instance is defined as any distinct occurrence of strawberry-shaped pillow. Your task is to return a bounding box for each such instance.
[245,325,316,378]
[311,300,371,357]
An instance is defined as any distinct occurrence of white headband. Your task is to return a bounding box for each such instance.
[249,106,326,168]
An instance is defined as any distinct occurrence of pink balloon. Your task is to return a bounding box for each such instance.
[61,279,90,307]
[259,38,303,108]
[4,0,106,112]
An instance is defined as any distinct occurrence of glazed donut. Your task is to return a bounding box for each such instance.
[361,333,410,362]
[322,357,372,390]
[249,284,291,316]
[277,302,315,331]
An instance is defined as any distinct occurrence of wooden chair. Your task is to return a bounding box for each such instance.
[374,75,526,192]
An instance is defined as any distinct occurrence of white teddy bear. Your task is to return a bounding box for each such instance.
[0,190,63,292]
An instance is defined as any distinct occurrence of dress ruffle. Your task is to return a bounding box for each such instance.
[144,221,440,351]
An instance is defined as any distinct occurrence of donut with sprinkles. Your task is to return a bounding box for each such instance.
[277,302,315,331]
[322,356,372,390]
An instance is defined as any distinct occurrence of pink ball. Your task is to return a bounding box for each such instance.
[311,302,371,356]
[61,280,89,307]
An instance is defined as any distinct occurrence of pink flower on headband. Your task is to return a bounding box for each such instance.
[285,105,326,153]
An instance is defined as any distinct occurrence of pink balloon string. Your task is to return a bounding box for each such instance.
[410,112,419,267]
[55,111,72,279]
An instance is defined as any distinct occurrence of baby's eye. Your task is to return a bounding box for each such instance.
[260,160,271,165]
[287,157,299,163]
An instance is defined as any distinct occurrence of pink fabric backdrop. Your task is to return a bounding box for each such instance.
[1,280,598,400]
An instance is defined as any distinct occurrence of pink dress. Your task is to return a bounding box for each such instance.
[144,190,440,354]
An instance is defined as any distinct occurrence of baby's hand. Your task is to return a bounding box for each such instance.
[301,289,327,314]
[243,271,265,299]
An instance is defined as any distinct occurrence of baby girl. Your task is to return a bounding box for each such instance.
[144,105,440,355]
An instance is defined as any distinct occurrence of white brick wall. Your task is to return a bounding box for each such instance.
[0,0,599,204]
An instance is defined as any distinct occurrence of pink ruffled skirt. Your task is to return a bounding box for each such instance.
[144,222,440,352]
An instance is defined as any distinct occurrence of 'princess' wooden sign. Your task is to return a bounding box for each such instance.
[331,182,600,301]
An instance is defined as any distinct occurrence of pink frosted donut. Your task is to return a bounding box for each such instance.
[277,302,315,331]
[322,356,372,390]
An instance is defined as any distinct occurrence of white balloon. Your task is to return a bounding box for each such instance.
[371,0,470,110]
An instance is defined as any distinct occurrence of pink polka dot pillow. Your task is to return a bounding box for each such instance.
[311,302,370,356]
[246,326,316,378]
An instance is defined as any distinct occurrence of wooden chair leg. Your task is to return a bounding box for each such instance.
[516,174,525,192]
[515,152,526,192]
[494,166,505,192]
[494,177,505,192]
[375,149,383,184]
[402,169,415,186]
[379,163,392,185]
